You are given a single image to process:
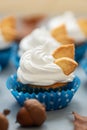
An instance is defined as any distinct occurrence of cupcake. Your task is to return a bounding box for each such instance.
[6,42,80,111]
[13,27,74,68]
[47,12,87,62]
[0,16,16,70]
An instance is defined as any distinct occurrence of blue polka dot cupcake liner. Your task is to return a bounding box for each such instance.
[75,41,87,62]
[6,74,80,111]
[11,42,20,69]
[0,47,11,71]
[80,58,87,74]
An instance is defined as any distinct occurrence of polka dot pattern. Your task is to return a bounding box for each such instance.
[6,74,80,111]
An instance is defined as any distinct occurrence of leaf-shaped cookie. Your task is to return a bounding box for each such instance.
[52,44,74,59]
[54,35,74,45]
[0,16,16,42]
[78,19,87,36]
[51,24,67,38]
[54,57,78,75]
[51,24,74,44]
[1,26,17,42]
[1,16,16,28]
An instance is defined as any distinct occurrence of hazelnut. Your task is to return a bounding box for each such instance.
[16,99,47,126]
[0,112,9,130]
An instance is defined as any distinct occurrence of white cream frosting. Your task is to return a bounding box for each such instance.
[17,42,74,86]
[0,31,11,50]
[18,28,60,56]
[48,12,86,43]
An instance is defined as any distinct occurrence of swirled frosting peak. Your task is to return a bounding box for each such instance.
[18,28,60,56]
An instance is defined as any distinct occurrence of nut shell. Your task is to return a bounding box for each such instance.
[17,107,33,126]
[0,113,9,130]
[17,99,47,127]
[24,99,46,126]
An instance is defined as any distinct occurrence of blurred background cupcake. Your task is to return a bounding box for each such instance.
[11,15,46,68]
[46,12,87,62]
[15,15,46,42]
[0,16,16,71]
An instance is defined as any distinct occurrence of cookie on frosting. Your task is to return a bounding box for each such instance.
[77,19,87,36]
[51,24,74,45]
[51,24,67,37]
[53,44,78,75]
[54,35,74,45]
[54,57,78,75]
[52,44,74,59]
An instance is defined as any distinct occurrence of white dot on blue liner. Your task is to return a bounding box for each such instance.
[66,99,69,102]
[71,89,75,92]
[65,94,69,97]
[17,96,20,99]
[76,85,78,88]
[50,93,54,97]
[11,75,14,78]
[19,93,22,96]
[58,92,61,96]
[36,95,38,98]
[58,98,61,102]
[43,95,46,99]
[10,89,13,92]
